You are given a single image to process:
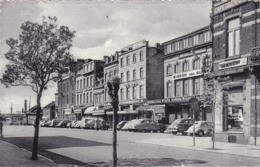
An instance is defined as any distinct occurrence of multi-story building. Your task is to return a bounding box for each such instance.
[75,59,105,117]
[117,40,164,122]
[162,26,212,124]
[212,0,260,144]
[56,59,84,120]
[103,53,119,121]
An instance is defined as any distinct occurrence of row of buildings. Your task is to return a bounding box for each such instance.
[54,0,260,145]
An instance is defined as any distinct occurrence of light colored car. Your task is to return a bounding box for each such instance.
[125,118,166,133]
[121,119,139,131]
[186,121,213,137]
[80,117,104,129]
[166,118,194,135]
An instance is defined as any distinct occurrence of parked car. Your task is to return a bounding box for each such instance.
[121,119,139,131]
[49,119,64,127]
[186,121,213,137]
[117,121,128,130]
[80,118,104,129]
[56,120,71,128]
[40,120,51,127]
[126,118,166,133]
[166,118,194,135]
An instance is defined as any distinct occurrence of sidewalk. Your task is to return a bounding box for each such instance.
[136,135,260,159]
[0,139,56,167]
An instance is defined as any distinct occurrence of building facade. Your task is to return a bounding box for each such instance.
[75,59,105,117]
[162,26,212,124]
[212,0,260,144]
[117,40,164,122]
[42,101,55,121]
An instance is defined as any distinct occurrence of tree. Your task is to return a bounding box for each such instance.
[0,16,75,160]
[107,76,120,167]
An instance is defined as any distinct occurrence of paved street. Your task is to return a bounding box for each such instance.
[1,125,260,166]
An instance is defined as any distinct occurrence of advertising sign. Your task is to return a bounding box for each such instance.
[172,69,202,80]
[219,58,247,70]
[214,0,247,14]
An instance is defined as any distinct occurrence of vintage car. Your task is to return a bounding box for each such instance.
[186,121,213,137]
[116,121,128,130]
[166,118,194,135]
[125,118,166,133]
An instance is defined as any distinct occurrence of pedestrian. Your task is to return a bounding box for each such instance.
[95,119,101,131]
[101,120,106,131]
[0,121,3,137]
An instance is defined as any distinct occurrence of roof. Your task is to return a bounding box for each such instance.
[43,101,55,109]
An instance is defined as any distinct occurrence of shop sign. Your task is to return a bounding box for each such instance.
[219,58,247,70]
[147,99,164,104]
[172,69,202,80]
[214,0,247,14]
[119,99,144,105]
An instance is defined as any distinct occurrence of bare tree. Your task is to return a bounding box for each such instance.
[107,76,120,167]
[0,16,75,160]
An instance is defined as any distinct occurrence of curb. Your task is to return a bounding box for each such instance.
[0,139,57,166]
[136,140,260,159]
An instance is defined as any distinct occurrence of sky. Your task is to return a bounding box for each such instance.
[0,0,211,114]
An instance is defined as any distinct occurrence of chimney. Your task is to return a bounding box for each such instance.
[24,99,27,113]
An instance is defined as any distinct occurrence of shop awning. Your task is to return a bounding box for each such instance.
[74,107,85,114]
[64,108,72,115]
[223,81,244,90]
[84,106,97,115]
[92,110,105,116]
[106,110,139,115]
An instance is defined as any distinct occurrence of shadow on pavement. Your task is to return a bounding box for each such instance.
[89,158,207,167]
[1,136,111,166]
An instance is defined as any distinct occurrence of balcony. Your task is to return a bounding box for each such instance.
[249,47,260,67]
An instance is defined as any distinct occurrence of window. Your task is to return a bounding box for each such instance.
[83,93,85,104]
[204,56,211,66]
[193,77,200,95]
[171,43,175,52]
[77,95,79,105]
[120,88,124,100]
[83,79,86,88]
[90,92,92,103]
[77,80,79,90]
[133,86,137,99]
[90,76,93,87]
[133,53,136,63]
[140,67,144,78]
[126,56,130,65]
[140,51,144,61]
[114,70,117,76]
[194,35,199,45]
[174,63,180,73]
[228,18,240,57]
[188,37,193,47]
[72,94,74,104]
[183,39,188,48]
[133,69,136,80]
[175,42,179,51]
[80,79,82,89]
[126,71,130,82]
[175,80,181,97]
[183,79,189,96]
[139,85,144,98]
[193,58,200,69]
[86,92,89,103]
[166,82,172,98]
[87,77,89,87]
[199,33,204,44]
[104,89,107,102]
[120,58,124,67]
[166,64,172,76]
[205,31,211,42]
[66,95,69,104]
[126,87,130,99]
[80,94,82,104]
[120,73,124,82]
[179,40,183,50]
[109,71,113,78]
[183,61,189,72]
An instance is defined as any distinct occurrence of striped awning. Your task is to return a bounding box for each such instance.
[106,110,139,115]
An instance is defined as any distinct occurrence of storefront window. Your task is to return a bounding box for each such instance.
[223,88,243,131]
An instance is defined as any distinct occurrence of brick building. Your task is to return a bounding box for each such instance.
[162,26,212,124]
[117,40,164,122]
[74,59,105,117]
[56,59,84,120]
[212,0,260,144]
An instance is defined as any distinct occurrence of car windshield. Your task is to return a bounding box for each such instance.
[172,119,182,125]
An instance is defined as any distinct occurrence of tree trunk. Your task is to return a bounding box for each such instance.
[113,106,118,167]
[31,90,43,160]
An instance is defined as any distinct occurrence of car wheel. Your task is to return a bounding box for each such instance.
[182,132,187,135]
[171,132,177,135]
[198,130,204,137]
[159,128,165,133]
